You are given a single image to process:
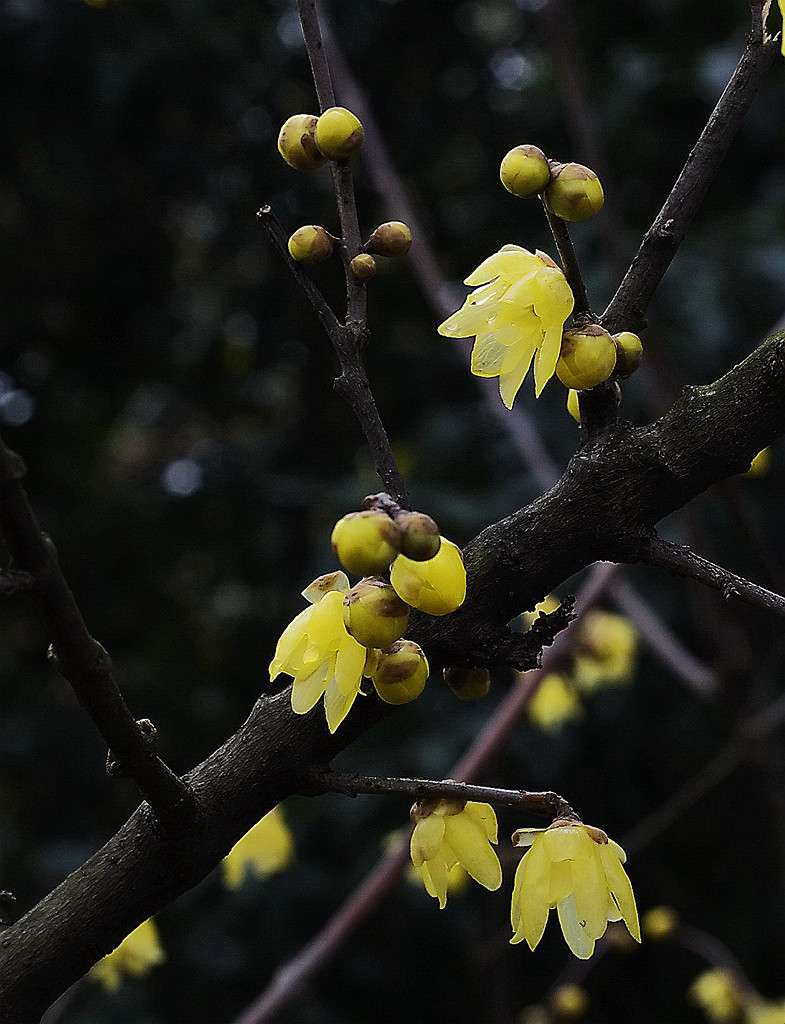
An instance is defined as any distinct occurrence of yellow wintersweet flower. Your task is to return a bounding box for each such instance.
[527,673,582,731]
[510,819,640,959]
[572,610,637,693]
[688,969,743,1023]
[390,537,466,615]
[748,997,785,1024]
[222,806,295,889]
[89,918,166,992]
[410,798,502,909]
[269,571,368,733]
[438,244,574,406]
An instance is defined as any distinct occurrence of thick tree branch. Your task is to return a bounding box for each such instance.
[0,436,193,830]
[639,534,785,618]
[601,32,781,335]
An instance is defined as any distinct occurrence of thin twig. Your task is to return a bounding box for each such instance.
[601,32,780,334]
[542,204,592,318]
[639,534,785,619]
[0,436,194,830]
[316,771,575,820]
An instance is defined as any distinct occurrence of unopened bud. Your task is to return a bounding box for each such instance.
[343,579,410,649]
[544,162,604,222]
[315,106,364,159]
[398,512,441,562]
[612,331,643,378]
[372,639,429,704]
[556,325,617,391]
[277,114,327,171]
[499,144,551,198]
[367,221,413,257]
[287,225,334,265]
[443,667,491,700]
[350,253,377,282]
[331,510,402,576]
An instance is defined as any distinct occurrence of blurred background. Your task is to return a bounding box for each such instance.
[1,0,785,1021]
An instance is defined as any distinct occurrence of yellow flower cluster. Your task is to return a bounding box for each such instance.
[524,601,638,731]
[438,245,574,406]
[88,918,166,992]
[222,806,295,890]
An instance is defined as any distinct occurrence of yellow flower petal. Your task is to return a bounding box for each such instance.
[411,814,447,864]
[557,893,596,959]
[471,333,509,377]
[291,659,331,714]
[222,806,295,889]
[269,606,312,679]
[598,844,640,941]
[443,813,502,891]
[463,245,539,286]
[334,633,367,696]
[323,675,359,733]
[512,837,550,949]
[462,801,498,843]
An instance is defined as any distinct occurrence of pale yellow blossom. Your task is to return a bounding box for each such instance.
[510,820,640,959]
[688,969,743,1023]
[573,610,637,693]
[89,918,166,992]
[527,673,582,731]
[269,571,368,733]
[390,537,466,615]
[222,806,295,889]
[438,244,574,406]
[410,799,502,909]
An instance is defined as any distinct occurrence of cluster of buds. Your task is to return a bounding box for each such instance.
[277,108,412,281]
[499,143,605,223]
[560,327,644,405]
[329,499,467,707]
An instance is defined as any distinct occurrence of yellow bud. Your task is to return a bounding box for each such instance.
[342,579,410,649]
[612,331,643,378]
[315,106,364,159]
[367,221,413,257]
[287,225,334,265]
[499,144,551,198]
[398,512,441,562]
[277,114,328,171]
[372,640,429,704]
[556,325,617,391]
[550,984,589,1020]
[544,162,604,222]
[390,538,466,615]
[350,253,377,282]
[566,388,581,422]
[641,905,680,941]
[443,666,490,700]
[331,510,402,576]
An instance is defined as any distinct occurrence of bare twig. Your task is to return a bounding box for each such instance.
[601,32,780,335]
[315,771,575,820]
[0,436,194,830]
[543,204,592,318]
[639,534,785,619]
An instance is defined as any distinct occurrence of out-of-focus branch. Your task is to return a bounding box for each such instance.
[601,31,780,334]
[639,534,785,619]
[0,436,194,830]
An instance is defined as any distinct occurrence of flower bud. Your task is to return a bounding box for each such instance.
[499,144,551,198]
[350,253,376,282]
[550,984,589,1019]
[342,579,409,649]
[372,639,429,704]
[287,225,334,265]
[315,106,364,159]
[641,905,679,942]
[398,511,441,562]
[544,162,604,222]
[331,510,402,576]
[612,331,643,378]
[566,388,581,422]
[390,537,466,615]
[277,114,328,171]
[556,325,617,391]
[367,221,412,257]
[443,666,490,700]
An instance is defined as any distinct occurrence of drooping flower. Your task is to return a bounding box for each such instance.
[222,806,295,889]
[527,673,583,731]
[89,918,166,992]
[269,571,368,733]
[510,819,640,959]
[438,244,574,406]
[390,537,466,615]
[572,610,637,693]
[410,798,502,909]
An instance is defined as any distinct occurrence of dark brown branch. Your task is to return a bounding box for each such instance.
[0,437,194,830]
[315,771,575,820]
[543,204,592,318]
[639,534,785,618]
[601,32,780,335]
